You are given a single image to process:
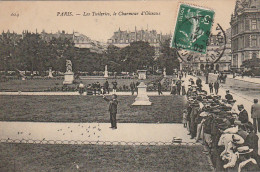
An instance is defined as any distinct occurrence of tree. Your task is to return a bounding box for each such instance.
[119,41,155,72]
[156,38,179,74]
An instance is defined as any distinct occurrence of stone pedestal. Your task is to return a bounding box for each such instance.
[104,71,108,78]
[137,70,147,80]
[104,65,108,78]
[132,82,152,106]
[63,72,74,85]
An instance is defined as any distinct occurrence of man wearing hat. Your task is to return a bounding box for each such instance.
[238,104,249,124]
[103,94,119,129]
[251,99,260,133]
[225,90,233,101]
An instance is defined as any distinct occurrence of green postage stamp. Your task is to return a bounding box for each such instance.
[171,4,215,54]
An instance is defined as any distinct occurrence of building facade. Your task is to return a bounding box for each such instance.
[230,0,260,70]
[107,27,171,59]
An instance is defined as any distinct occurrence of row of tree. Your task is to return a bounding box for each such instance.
[0,32,180,76]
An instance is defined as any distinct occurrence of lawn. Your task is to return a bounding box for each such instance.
[0,143,212,172]
[0,75,162,92]
[0,95,186,123]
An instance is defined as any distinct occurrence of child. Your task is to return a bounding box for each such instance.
[183,109,188,128]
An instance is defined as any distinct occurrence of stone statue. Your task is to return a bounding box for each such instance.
[63,59,74,84]
[66,60,72,73]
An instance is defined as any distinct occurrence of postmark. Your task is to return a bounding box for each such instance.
[171,3,215,54]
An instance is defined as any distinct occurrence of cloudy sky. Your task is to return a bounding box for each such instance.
[0,0,236,42]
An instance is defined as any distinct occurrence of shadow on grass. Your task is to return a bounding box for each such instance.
[0,143,211,172]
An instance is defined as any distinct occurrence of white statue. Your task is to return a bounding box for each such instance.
[66,60,72,73]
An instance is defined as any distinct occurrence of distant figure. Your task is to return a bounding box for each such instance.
[78,81,85,95]
[112,80,117,93]
[96,82,101,95]
[196,78,202,91]
[103,94,118,129]
[183,109,188,128]
[176,80,182,95]
[158,81,163,95]
[104,80,109,94]
[251,99,260,132]
[181,81,186,95]
[92,82,97,95]
[214,81,219,95]
[130,81,135,95]
[209,82,213,94]
[136,81,140,95]
[225,90,233,101]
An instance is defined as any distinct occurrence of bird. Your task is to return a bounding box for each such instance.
[29,133,31,135]
[71,130,73,132]
[88,135,90,137]
[81,133,83,135]
[94,133,95,135]
[63,133,65,135]
[43,138,45,140]
[68,127,70,129]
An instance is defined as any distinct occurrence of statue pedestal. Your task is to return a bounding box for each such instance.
[104,71,108,78]
[132,82,152,106]
[163,71,167,78]
[137,70,147,80]
[63,72,74,85]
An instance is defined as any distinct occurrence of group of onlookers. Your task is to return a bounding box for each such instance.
[78,80,117,95]
[183,77,260,171]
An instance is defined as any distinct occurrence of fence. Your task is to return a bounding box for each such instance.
[0,138,199,146]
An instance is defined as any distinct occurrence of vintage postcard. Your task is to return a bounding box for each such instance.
[1,0,260,171]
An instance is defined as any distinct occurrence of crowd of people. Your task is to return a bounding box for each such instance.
[183,77,260,171]
[78,79,141,95]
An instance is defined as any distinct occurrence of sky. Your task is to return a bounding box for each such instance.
[0,0,237,42]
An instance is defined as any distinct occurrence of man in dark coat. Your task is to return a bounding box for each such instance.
[196,78,202,91]
[209,82,213,94]
[103,94,118,129]
[238,104,249,124]
[104,80,109,94]
[130,81,135,95]
[214,81,219,95]
[176,80,182,95]
[225,90,233,101]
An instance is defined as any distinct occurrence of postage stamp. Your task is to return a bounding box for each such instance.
[171,3,215,54]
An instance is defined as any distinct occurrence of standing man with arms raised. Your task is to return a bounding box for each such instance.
[103,94,118,129]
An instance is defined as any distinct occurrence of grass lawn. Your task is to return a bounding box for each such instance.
[0,75,162,92]
[0,143,212,172]
[0,95,186,123]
